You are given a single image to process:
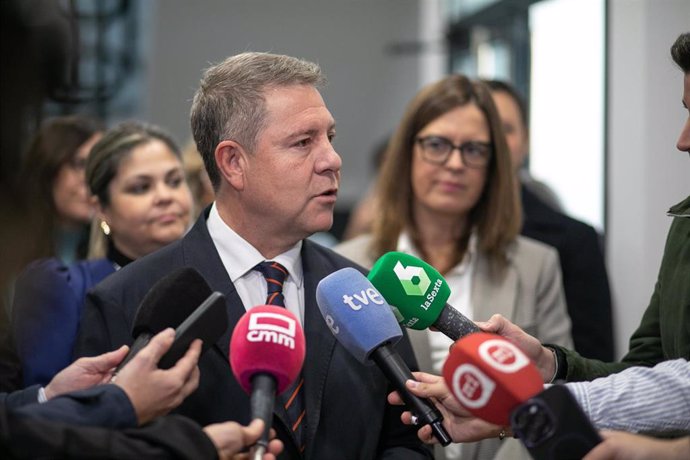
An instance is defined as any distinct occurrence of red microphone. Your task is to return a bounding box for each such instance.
[442,332,543,426]
[230,305,306,457]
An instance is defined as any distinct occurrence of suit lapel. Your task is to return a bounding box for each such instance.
[177,213,246,362]
[300,241,338,450]
[471,251,518,323]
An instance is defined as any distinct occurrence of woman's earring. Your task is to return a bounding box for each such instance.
[100,220,111,236]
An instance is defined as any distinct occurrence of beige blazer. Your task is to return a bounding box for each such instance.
[334,234,573,460]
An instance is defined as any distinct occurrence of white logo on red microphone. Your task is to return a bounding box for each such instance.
[478,339,529,373]
[451,363,496,409]
[246,311,296,349]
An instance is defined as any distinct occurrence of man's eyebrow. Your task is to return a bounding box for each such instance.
[288,122,336,138]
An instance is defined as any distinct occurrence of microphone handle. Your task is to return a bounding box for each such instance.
[371,343,452,446]
[250,373,277,452]
[434,303,481,341]
[113,332,153,374]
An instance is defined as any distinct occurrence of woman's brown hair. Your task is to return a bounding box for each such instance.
[370,74,521,272]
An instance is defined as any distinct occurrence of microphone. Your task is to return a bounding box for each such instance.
[368,251,480,341]
[316,268,452,446]
[157,291,228,369]
[230,305,306,459]
[442,332,543,426]
[114,267,213,373]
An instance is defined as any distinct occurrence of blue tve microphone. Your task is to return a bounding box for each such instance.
[316,268,452,446]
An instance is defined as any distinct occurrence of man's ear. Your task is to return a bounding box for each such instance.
[215,140,247,191]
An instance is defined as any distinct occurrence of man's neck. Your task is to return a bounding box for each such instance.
[215,201,300,259]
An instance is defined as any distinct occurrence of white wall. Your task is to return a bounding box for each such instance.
[529,0,606,231]
[607,0,689,358]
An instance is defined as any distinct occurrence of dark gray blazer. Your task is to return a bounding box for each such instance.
[74,211,431,460]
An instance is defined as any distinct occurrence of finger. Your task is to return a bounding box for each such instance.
[266,439,283,456]
[409,371,441,384]
[244,419,264,444]
[387,390,404,406]
[405,379,446,399]
[417,425,437,444]
[138,328,176,364]
[400,411,416,425]
[180,366,201,398]
[84,345,130,372]
[478,313,508,333]
[169,339,203,378]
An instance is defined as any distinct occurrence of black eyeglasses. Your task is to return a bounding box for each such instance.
[415,136,492,168]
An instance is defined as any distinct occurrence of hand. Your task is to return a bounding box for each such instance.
[114,328,201,424]
[583,432,690,460]
[203,419,284,460]
[476,314,556,381]
[44,345,129,400]
[387,371,503,444]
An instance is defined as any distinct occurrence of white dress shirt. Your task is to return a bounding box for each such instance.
[206,203,305,324]
[397,231,477,375]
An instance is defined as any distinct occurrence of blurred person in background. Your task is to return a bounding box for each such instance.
[182,139,215,218]
[483,79,615,361]
[335,74,573,460]
[18,115,105,265]
[12,121,193,387]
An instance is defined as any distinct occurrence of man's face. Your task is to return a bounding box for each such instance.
[491,90,529,172]
[677,72,690,155]
[242,84,340,243]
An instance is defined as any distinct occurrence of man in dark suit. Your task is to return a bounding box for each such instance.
[484,80,615,361]
[520,185,614,361]
[75,52,431,459]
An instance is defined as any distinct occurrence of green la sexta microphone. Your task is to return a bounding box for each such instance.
[368,252,480,341]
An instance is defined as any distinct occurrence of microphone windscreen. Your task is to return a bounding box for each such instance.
[316,267,402,363]
[132,267,213,338]
[230,305,305,395]
[368,252,451,329]
[442,332,543,425]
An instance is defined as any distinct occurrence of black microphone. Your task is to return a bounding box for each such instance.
[114,267,213,373]
[158,291,228,369]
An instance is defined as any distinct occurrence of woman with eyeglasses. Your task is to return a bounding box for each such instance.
[12,121,193,388]
[335,75,573,460]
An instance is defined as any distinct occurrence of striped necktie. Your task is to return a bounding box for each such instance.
[254,261,306,453]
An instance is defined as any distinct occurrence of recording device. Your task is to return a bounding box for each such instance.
[368,252,480,340]
[316,267,452,446]
[157,291,227,369]
[511,385,602,460]
[442,332,543,425]
[115,267,213,373]
[230,305,306,460]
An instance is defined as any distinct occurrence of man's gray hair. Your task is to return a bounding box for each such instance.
[190,52,325,188]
